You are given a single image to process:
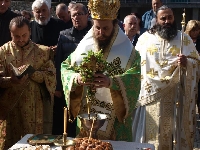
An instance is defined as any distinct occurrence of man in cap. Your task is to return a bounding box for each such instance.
[60,0,140,141]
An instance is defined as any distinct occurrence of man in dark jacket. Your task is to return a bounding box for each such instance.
[0,0,20,46]
[53,3,92,137]
[56,3,73,29]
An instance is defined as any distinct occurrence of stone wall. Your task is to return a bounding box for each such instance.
[11,1,33,11]
[11,1,58,17]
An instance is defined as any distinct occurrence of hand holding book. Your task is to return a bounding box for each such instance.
[10,63,35,79]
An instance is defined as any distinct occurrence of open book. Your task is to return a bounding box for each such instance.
[10,63,35,79]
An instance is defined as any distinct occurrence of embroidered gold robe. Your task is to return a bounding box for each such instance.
[132,31,200,150]
[61,25,141,141]
[0,41,56,149]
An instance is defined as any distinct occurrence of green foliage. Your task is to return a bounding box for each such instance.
[74,50,108,102]
[75,50,108,83]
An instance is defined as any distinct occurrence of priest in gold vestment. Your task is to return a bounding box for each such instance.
[0,17,56,149]
[61,0,140,141]
[132,5,200,150]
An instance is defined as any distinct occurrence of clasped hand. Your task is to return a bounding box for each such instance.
[77,73,110,88]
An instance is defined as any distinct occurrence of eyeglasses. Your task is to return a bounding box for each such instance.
[71,12,85,18]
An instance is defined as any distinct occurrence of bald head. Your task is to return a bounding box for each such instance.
[152,0,162,12]
[56,3,68,12]
[56,3,70,23]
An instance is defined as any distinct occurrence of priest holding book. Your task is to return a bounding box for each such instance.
[0,16,56,149]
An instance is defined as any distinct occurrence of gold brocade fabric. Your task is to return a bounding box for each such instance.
[145,85,176,150]
[0,41,56,149]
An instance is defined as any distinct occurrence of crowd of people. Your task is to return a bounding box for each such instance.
[0,0,200,149]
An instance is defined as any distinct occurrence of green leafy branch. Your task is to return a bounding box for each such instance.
[74,50,108,101]
[74,50,108,82]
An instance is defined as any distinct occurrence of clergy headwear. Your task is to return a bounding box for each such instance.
[88,0,120,20]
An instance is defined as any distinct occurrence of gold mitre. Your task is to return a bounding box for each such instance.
[88,0,120,20]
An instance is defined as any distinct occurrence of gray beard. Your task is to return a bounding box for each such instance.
[35,16,50,25]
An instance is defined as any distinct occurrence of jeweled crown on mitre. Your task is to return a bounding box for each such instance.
[88,0,120,20]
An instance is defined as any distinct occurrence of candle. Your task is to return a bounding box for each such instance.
[87,101,91,119]
[86,96,90,116]
[64,107,67,134]
[89,117,95,139]
[87,102,90,115]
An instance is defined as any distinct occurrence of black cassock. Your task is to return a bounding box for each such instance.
[30,17,72,46]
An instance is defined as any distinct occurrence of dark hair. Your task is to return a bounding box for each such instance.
[9,16,30,30]
[148,5,173,34]
[113,19,118,26]
[21,10,32,20]
[130,12,143,28]
[70,3,88,14]
[155,5,172,17]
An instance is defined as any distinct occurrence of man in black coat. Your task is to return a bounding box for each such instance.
[0,0,20,46]
[31,0,69,49]
[56,3,73,29]
[53,3,92,137]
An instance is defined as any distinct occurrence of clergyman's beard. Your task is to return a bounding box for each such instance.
[35,16,50,25]
[16,40,30,48]
[155,21,177,41]
[93,29,114,51]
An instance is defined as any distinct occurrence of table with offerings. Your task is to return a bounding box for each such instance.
[9,134,155,150]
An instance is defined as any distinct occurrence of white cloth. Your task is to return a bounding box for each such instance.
[133,31,200,150]
[9,134,155,150]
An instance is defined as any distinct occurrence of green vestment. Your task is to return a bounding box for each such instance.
[61,25,141,141]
